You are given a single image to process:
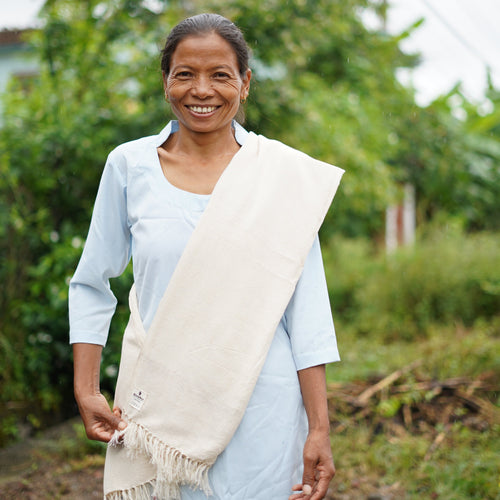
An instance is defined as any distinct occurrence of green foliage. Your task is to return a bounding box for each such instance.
[62,421,107,459]
[395,92,500,231]
[322,235,375,322]
[359,231,499,340]
[325,229,500,341]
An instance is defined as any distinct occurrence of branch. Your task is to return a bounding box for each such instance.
[353,360,423,407]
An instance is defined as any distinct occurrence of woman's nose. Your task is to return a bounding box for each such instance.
[191,76,214,98]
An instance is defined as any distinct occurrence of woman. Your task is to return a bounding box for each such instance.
[70,13,343,500]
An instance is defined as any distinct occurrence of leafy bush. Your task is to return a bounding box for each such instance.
[0,225,132,445]
[325,229,500,341]
[322,235,376,321]
[0,231,81,445]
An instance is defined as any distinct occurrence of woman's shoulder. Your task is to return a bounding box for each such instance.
[108,133,158,164]
[96,134,159,189]
[106,121,175,166]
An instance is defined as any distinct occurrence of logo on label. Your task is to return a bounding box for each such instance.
[130,389,147,411]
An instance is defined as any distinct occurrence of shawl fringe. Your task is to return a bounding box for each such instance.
[105,481,156,500]
[108,415,211,499]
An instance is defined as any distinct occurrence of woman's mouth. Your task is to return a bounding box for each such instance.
[187,105,218,114]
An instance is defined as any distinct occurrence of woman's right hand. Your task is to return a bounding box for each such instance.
[73,343,127,443]
[76,392,127,442]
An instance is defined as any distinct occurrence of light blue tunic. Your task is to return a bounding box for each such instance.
[69,121,340,500]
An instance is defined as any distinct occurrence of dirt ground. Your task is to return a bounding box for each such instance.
[0,419,104,499]
[0,418,403,500]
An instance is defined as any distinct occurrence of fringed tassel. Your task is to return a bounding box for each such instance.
[109,417,212,499]
[151,478,181,500]
[105,479,181,500]
[105,481,155,500]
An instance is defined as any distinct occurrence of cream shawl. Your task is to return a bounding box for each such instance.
[104,132,344,499]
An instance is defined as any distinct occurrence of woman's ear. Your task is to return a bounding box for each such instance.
[162,71,170,102]
[162,70,168,92]
[241,68,252,100]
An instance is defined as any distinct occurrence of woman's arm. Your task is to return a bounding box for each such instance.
[289,364,335,500]
[69,150,131,347]
[73,343,126,442]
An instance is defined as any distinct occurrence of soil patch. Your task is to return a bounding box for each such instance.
[0,418,103,499]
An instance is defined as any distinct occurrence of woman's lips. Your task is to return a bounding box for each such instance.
[186,105,219,114]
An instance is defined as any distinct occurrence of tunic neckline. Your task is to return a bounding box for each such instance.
[150,120,248,209]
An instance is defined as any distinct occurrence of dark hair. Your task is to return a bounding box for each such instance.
[161,13,250,77]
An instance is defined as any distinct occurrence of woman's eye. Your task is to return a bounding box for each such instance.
[214,72,230,79]
[176,71,192,78]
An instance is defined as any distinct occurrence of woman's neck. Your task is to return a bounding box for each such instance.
[166,122,240,162]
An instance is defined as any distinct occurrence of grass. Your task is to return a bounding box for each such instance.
[326,321,500,499]
[328,318,500,383]
[330,421,499,499]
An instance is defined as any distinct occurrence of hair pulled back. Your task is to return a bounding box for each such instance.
[161,13,250,77]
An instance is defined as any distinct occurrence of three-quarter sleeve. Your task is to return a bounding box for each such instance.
[69,149,132,346]
[284,235,340,370]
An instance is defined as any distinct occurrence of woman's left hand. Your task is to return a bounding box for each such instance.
[289,429,336,500]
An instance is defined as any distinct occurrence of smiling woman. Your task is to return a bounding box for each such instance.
[69,13,344,500]
[164,34,250,135]
[158,32,251,194]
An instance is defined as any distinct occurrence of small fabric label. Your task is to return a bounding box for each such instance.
[130,389,147,411]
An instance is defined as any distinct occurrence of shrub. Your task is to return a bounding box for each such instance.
[0,228,132,445]
[322,235,378,324]
[324,229,500,341]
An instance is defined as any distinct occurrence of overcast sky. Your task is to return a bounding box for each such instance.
[1,0,499,106]
[383,0,500,105]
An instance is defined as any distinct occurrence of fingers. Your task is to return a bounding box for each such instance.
[92,415,126,442]
[79,395,127,443]
[92,422,118,443]
[309,463,336,500]
[309,476,329,500]
[301,451,316,496]
[289,482,313,500]
[288,485,307,500]
[293,460,335,499]
[290,480,328,500]
[112,406,127,431]
[109,408,127,430]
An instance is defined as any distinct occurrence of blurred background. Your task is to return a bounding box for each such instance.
[0,0,498,498]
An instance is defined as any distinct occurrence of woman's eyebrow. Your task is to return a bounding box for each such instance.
[171,64,235,72]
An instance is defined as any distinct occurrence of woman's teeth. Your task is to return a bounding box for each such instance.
[189,106,216,114]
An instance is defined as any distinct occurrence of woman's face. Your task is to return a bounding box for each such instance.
[164,32,251,135]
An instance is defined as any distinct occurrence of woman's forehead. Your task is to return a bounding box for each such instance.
[171,33,238,66]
